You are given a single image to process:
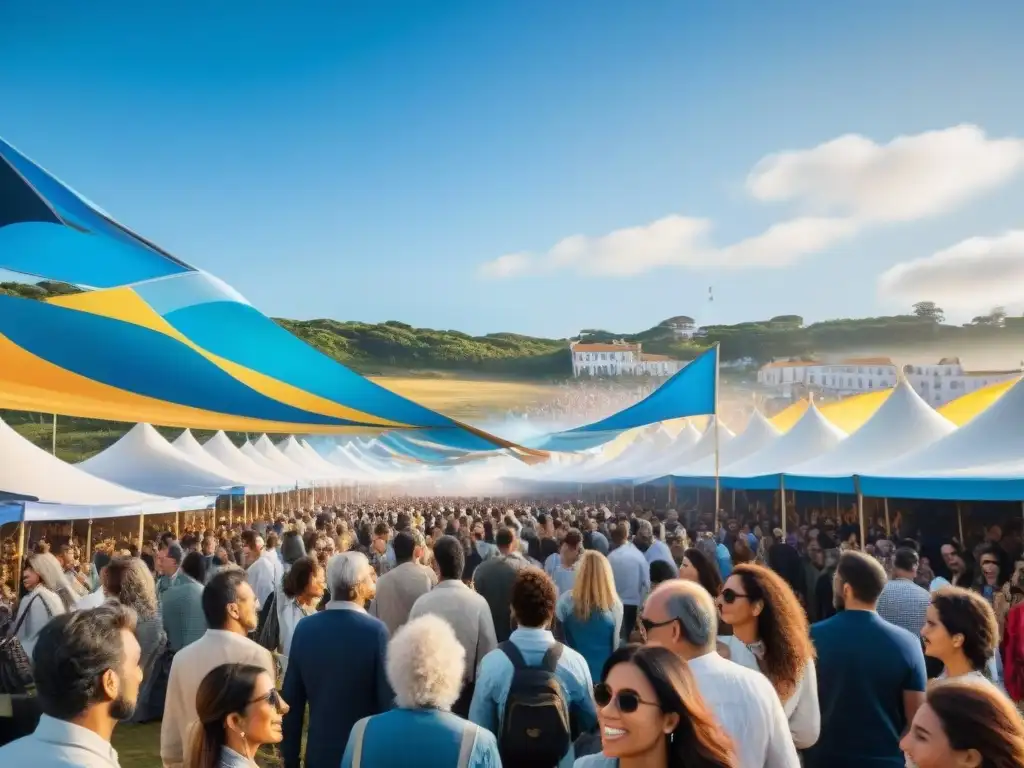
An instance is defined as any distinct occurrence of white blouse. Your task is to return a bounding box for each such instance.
[717,635,821,749]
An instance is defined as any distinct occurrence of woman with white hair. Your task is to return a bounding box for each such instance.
[341,614,501,768]
[10,553,68,659]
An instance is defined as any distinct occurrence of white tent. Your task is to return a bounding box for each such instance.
[667,410,782,482]
[277,436,343,480]
[173,430,278,492]
[240,441,304,486]
[77,423,238,497]
[633,419,734,484]
[0,418,211,518]
[783,379,956,493]
[300,438,359,480]
[676,403,843,489]
[202,431,292,489]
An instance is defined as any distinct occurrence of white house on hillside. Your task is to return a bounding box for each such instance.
[570,341,685,377]
[757,356,1021,406]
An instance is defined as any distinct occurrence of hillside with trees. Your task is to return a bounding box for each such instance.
[3,281,1023,377]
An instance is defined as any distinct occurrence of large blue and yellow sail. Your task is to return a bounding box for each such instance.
[0,137,540,453]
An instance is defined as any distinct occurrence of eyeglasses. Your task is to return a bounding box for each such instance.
[639,617,679,640]
[593,683,660,713]
[720,588,750,604]
[249,689,284,711]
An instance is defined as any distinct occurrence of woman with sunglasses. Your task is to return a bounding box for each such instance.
[575,644,737,768]
[716,563,819,750]
[187,662,290,768]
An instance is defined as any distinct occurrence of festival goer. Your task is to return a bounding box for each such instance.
[409,535,496,717]
[634,520,678,577]
[188,662,289,768]
[341,615,501,768]
[276,556,325,675]
[975,543,1008,604]
[0,604,143,766]
[13,552,69,658]
[473,525,531,643]
[922,586,1000,685]
[900,679,1024,768]
[103,557,167,723]
[640,579,799,768]
[281,552,392,768]
[156,542,185,602]
[241,531,282,609]
[547,528,584,595]
[76,551,112,610]
[370,530,436,636]
[55,543,90,599]
[161,551,208,652]
[678,547,723,598]
[470,567,597,768]
[805,551,927,768]
[939,541,974,588]
[575,644,737,768]
[716,564,820,750]
[161,569,274,768]
[876,548,930,639]
[554,550,623,681]
[607,522,650,643]
[279,531,306,575]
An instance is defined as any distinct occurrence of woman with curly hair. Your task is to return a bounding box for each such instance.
[716,562,819,749]
[921,586,1000,686]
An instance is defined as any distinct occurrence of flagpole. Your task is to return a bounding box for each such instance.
[713,342,721,534]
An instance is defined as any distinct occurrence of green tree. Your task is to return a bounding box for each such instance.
[912,301,945,323]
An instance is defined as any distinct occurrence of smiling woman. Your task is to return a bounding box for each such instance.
[578,644,736,768]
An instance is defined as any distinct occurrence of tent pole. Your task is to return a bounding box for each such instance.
[85,518,93,566]
[780,476,787,538]
[731,488,736,515]
[52,413,57,456]
[713,344,722,534]
[855,477,865,549]
[884,498,891,537]
[243,493,248,526]
[956,502,964,543]
[174,510,180,538]
[138,513,145,552]
[228,496,233,529]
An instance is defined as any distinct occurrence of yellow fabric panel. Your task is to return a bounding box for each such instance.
[46,289,409,429]
[939,377,1021,426]
[0,332,381,434]
[770,400,808,432]
[769,389,891,434]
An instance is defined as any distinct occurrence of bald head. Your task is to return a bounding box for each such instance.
[643,579,718,655]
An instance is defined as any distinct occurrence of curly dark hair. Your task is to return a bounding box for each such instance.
[931,586,998,672]
[731,563,815,701]
[511,567,557,628]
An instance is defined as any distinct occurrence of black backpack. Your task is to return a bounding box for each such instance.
[257,591,279,652]
[498,641,571,768]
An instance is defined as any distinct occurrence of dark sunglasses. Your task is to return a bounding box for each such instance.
[720,588,750,604]
[249,689,284,711]
[593,683,660,713]
[640,617,679,638]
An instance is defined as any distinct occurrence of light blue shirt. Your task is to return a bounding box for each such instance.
[607,543,651,607]
[546,556,580,595]
[716,542,733,579]
[341,708,500,768]
[642,540,678,575]
[469,627,598,768]
[555,592,623,682]
[0,714,120,767]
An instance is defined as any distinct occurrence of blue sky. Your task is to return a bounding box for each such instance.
[3,2,1024,337]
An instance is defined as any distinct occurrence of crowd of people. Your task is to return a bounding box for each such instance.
[2,497,1024,767]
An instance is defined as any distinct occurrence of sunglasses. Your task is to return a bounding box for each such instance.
[249,689,285,711]
[639,617,679,639]
[593,683,660,713]
[720,588,750,604]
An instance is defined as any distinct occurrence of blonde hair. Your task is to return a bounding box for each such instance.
[572,551,617,621]
[27,552,67,594]
[105,557,159,620]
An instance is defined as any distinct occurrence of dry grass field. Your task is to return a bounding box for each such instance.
[370,375,558,420]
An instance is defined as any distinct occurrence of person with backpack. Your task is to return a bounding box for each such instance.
[469,567,597,768]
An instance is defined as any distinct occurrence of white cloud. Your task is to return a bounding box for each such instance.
[479,125,1024,279]
[878,230,1024,310]
[747,125,1024,223]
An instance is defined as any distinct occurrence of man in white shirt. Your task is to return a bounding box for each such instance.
[161,568,274,768]
[0,603,143,767]
[242,530,283,608]
[642,580,800,768]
